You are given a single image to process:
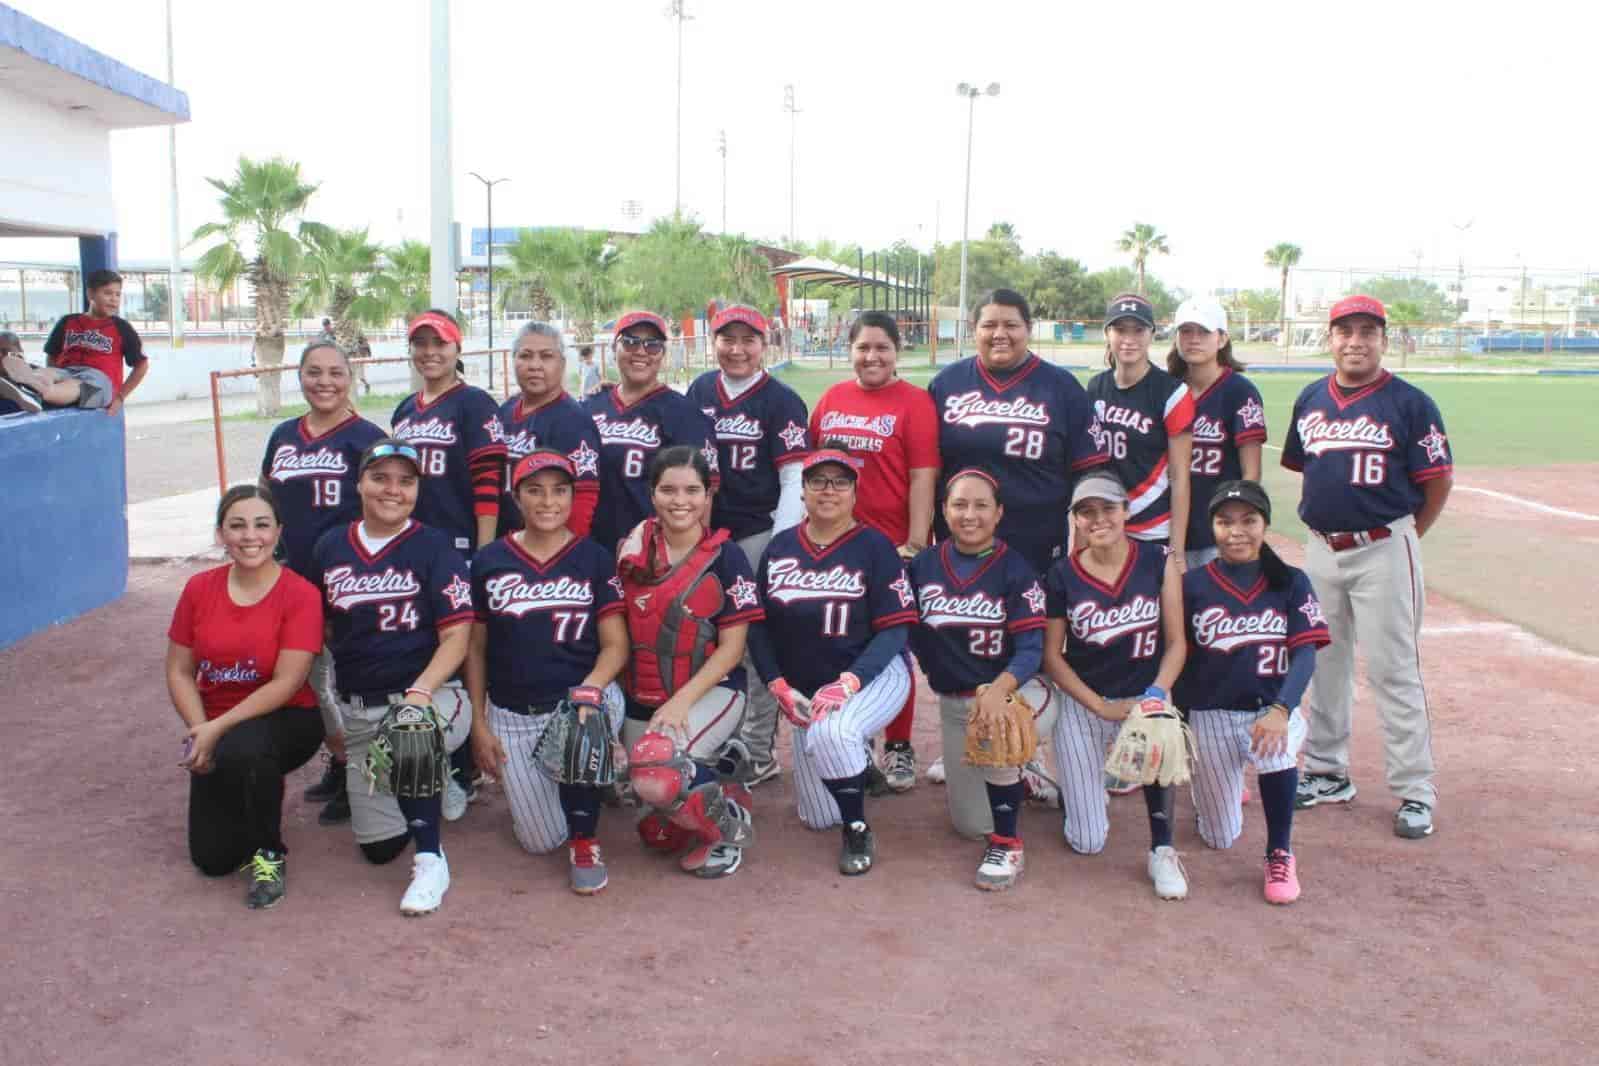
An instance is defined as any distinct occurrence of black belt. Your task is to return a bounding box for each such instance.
[339,688,405,707]
[499,698,564,717]
[1313,527,1393,552]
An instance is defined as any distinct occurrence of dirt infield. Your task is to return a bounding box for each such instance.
[2,550,1596,1066]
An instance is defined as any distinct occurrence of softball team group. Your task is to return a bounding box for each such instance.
[166,288,1448,914]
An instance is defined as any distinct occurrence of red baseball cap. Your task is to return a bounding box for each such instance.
[614,310,669,338]
[711,304,768,337]
[407,310,463,346]
[1329,295,1386,326]
[511,449,576,489]
[801,448,862,478]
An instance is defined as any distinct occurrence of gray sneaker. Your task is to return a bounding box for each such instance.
[567,837,608,894]
[1394,800,1434,839]
[882,743,916,793]
[839,820,876,875]
[1296,772,1357,808]
[442,776,469,822]
[745,758,782,788]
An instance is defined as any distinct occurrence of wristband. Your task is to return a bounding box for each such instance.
[569,685,603,707]
[1142,685,1167,701]
[404,686,433,699]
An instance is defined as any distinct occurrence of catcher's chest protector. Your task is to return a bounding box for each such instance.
[623,541,725,706]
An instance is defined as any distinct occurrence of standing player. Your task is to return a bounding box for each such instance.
[1176,480,1330,903]
[496,322,602,538]
[43,269,147,415]
[809,312,939,790]
[261,340,385,826]
[1281,296,1453,839]
[907,470,1052,891]
[616,447,762,879]
[585,311,719,554]
[306,439,476,915]
[165,485,324,909]
[467,450,628,894]
[748,446,919,875]
[1166,297,1267,570]
[686,304,810,787]
[1041,473,1189,898]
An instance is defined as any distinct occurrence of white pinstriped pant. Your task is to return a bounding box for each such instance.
[1189,707,1306,850]
[791,656,912,830]
[488,683,625,855]
[1051,691,1128,855]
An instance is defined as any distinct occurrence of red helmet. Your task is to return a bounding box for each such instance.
[628,731,694,808]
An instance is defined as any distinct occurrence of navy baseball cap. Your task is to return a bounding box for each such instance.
[1105,293,1155,329]
[359,438,422,475]
[1209,479,1271,522]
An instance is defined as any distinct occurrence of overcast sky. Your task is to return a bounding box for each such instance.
[6,0,1597,293]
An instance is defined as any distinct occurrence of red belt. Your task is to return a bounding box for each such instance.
[1316,527,1392,552]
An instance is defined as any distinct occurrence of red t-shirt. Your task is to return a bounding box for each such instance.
[44,313,146,392]
[168,566,324,720]
[809,378,940,545]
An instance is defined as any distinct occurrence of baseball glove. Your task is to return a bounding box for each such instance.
[1104,698,1194,787]
[362,701,447,799]
[963,684,1039,768]
[531,699,618,786]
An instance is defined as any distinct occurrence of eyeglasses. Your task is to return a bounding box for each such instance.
[804,475,855,492]
[363,442,420,467]
[617,335,666,355]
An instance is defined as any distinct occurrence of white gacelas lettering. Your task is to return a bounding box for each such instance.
[394,417,459,445]
[484,573,595,617]
[765,557,867,604]
[269,445,349,480]
[1296,411,1395,455]
[594,415,662,448]
[942,390,1050,428]
[817,411,898,437]
[917,583,1007,628]
[1190,605,1287,652]
[1069,594,1159,646]
[1094,400,1153,435]
[1190,414,1227,444]
[324,565,422,609]
[712,412,764,441]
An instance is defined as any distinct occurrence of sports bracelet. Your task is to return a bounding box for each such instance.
[405,686,433,699]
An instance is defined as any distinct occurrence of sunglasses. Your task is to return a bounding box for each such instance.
[804,475,855,492]
[617,335,666,356]
[363,442,421,468]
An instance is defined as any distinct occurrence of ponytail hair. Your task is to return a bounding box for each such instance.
[1260,543,1293,591]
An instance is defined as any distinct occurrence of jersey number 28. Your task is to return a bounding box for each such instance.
[1003,428,1045,460]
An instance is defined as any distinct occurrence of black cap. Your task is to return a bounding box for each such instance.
[1104,293,1155,329]
[1208,479,1271,522]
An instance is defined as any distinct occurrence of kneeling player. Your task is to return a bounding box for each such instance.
[307,440,475,915]
[1176,480,1329,904]
[617,447,763,879]
[748,446,919,875]
[467,450,628,894]
[1041,474,1189,899]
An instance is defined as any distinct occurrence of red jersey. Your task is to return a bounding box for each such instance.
[168,566,324,720]
[809,379,940,545]
[44,313,145,392]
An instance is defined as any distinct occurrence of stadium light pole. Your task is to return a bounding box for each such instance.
[954,81,1000,358]
[783,85,801,245]
[717,130,728,233]
[669,1,694,218]
[468,173,508,388]
[164,0,184,349]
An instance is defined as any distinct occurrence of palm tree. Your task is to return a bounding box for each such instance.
[294,226,397,352]
[385,239,434,319]
[542,230,623,344]
[190,156,319,416]
[1264,242,1303,352]
[1116,223,1171,295]
[1387,299,1425,367]
[716,234,778,309]
[499,230,561,321]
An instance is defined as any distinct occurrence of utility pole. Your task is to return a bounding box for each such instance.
[165,0,184,348]
[783,85,800,245]
[954,82,1000,358]
[717,129,727,233]
[468,173,508,385]
[668,1,693,218]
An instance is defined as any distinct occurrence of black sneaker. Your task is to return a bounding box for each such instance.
[318,788,351,825]
[245,849,286,909]
[0,377,43,414]
[303,755,346,802]
[839,820,876,876]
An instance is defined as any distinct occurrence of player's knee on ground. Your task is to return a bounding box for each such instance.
[1062,802,1109,855]
[981,765,1022,787]
[191,850,249,878]
[511,817,566,856]
[1195,809,1240,850]
[802,714,864,776]
[360,834,411,865]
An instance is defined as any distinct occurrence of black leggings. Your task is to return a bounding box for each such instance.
[188,707,324,876]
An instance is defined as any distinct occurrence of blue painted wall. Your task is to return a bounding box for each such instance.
[0,409,128,649]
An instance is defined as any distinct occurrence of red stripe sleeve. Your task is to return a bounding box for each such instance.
[872,610,919,631]
[569,481,599,537]
[1007,617,1047,635]
[1235,428,1267,445]
[437,611,475,631]
[596,600,624,620]
[719,608,765,627]
[1071,453,1111,472]
[1287,629,1330,650]
[1411,465,1453,484]
[1280,454,1304,472]
[470,450,501,517]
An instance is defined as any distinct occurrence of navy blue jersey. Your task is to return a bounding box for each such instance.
[261,414,386,576]
[307,520,475,695]
[908,540,1047,695]
[1085,364,1195,541]
[686,370,810,540]
[1175,562,1331,711]
[584,384,720,554]
[1280,371,1453,533]
[1185,370,1268,550]
[496,391,603,535]
[928,354,1110,573]
[471,534,624,708]
[392,383,508,556]
[1044,539,1169,698]
[756,523,919,695]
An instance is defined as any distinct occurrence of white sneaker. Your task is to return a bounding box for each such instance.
[442,777,468,822]
[1147,845,1188,900]
[400,851,450,915]
[926,757,946,784]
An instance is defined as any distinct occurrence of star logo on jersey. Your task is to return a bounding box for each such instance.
[728,576,760,610]
[608,576,625,598]
[700,442,721,473]
[779,420,808,452]
[484,417,505,443]
[1239,397,1266,429]
[1299,597,1327,628]
[441,575,474,611]
[570,439,600,478]
[890,573,915,609]
[1418,423,1449,464]
[1022,581,1047,616]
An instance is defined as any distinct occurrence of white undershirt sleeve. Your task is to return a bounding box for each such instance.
[772,461,805,533]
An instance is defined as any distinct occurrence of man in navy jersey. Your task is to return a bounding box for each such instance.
[497,322,603,538]
[1281,295,1453,839]
[584,311,719,553]
[686,304,810,785]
